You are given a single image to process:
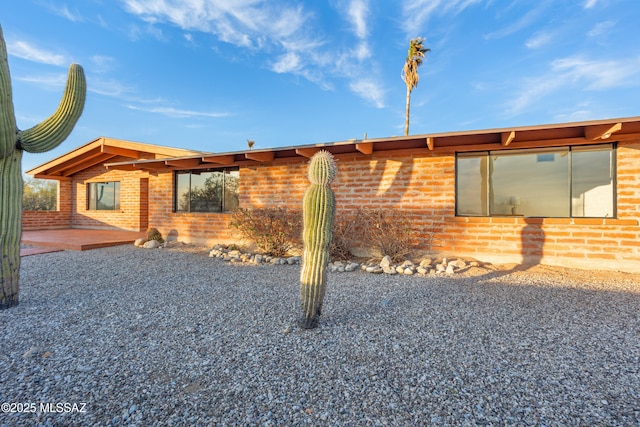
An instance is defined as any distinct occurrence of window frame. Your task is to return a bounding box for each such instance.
[86,181,121,211]
[455,143,616,218]
[173,167,239,213]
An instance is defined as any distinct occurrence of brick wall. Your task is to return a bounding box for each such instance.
[71,160,150,231]
[23,180,72,230]
[27,139,639,272]
[145,140,639,271]
[147,172,236,245]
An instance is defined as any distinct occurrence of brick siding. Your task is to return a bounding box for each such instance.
[24,139,640,272]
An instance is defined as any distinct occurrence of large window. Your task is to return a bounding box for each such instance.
[456,144,615,218]
[175,168,239,213]
[87,182,120,211]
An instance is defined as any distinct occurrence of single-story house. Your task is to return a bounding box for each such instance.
[26,117,640,273]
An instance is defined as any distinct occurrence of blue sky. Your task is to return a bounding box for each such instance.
[1,0,639,172]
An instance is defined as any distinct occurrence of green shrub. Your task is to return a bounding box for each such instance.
[229,207,302,257]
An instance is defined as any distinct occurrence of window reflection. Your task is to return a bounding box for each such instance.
[455,144,614,218]
[175,168,239,213]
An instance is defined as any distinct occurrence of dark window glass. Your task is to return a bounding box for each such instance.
[455,144,615,218]
[87,182,120,211]
[174,168,239,213]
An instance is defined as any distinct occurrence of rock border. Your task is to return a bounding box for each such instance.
[206,244,479,276]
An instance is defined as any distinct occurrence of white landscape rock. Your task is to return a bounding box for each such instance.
[143,240,160,249]
[134,238,147,247]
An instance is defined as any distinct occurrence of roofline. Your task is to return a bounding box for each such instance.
[26,136,209,177]
[105,116,640,172]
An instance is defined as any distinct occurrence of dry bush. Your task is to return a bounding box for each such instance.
[330,210,361,261]
[354,208,414,262]
[229,207,302,257]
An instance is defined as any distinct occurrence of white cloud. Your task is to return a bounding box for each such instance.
[127,104,230,118]
[46,4,84,22]
[16,73,68,87]
[6,40,66,66]
[506,55,640,115]
[484,5,546,40]
[525,31,553,49]
[271,52,301,73]
[349,79,385,108]
[121,0,311,49]
[401,0,481,35]
[121,0,384,107]
[587,20,616,37]
[583,0,599,8]
[347,0,369,39]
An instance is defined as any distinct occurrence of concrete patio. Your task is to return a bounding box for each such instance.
[20,228,146,256]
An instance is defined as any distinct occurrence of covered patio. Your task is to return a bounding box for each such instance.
[20,228,146,256]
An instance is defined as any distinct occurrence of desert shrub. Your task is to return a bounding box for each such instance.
[229,207,302,257]
[330,210,361,261]
[353,208,414,262]
[146,227,164,244]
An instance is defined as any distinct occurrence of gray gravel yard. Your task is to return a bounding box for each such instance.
[1,245,639,426]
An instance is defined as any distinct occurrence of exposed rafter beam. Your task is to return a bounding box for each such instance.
[202,155,235,165]
[101,145,142,159]
[32,174,72,181]
[426,137,434,150]
[584,122,622,140]
[61,154,116,176]
[165,158,201,168]
[245,151,275,162]
[501,131,516,146]
[295,147,320,158]
[356,142,373,155]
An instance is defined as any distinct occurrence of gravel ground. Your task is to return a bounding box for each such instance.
[1,245,639,427]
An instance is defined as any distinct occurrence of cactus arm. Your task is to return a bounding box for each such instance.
[0,23,85,309]
[299,150,336,329]
[17,63,86,153]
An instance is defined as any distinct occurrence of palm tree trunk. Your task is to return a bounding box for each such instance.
[404,86,411,136]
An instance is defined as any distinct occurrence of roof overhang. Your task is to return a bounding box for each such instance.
[26,137,208,179]
[104,116,640,173]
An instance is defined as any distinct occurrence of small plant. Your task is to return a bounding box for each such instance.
[229,207,302,257]
[330,210,360,261]
[146,227,164,244]
[354,208,414,262]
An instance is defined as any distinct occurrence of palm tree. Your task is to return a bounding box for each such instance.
[401,37,430,136]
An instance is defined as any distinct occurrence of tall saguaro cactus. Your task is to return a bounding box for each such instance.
[299,150,336,329]
[0,24,86,309]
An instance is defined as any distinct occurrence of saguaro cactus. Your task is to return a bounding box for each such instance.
[299,150,336,329]
[0,24,86,309]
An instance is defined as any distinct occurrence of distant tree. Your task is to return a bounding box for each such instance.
[23,177,56,211]
[401,37,430,136]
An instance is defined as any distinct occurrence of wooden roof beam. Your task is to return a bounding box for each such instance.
[501,131,516,146]
[60,153,116,176]
[101,145,142,159]
[426,137,434,150]
[31,174,72,181]
[584,122,622,140]
[202,155,236,165]
[356,142,373,155]
[295,147,320,158]
[245,151,274,162]
[164,158,202,168]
